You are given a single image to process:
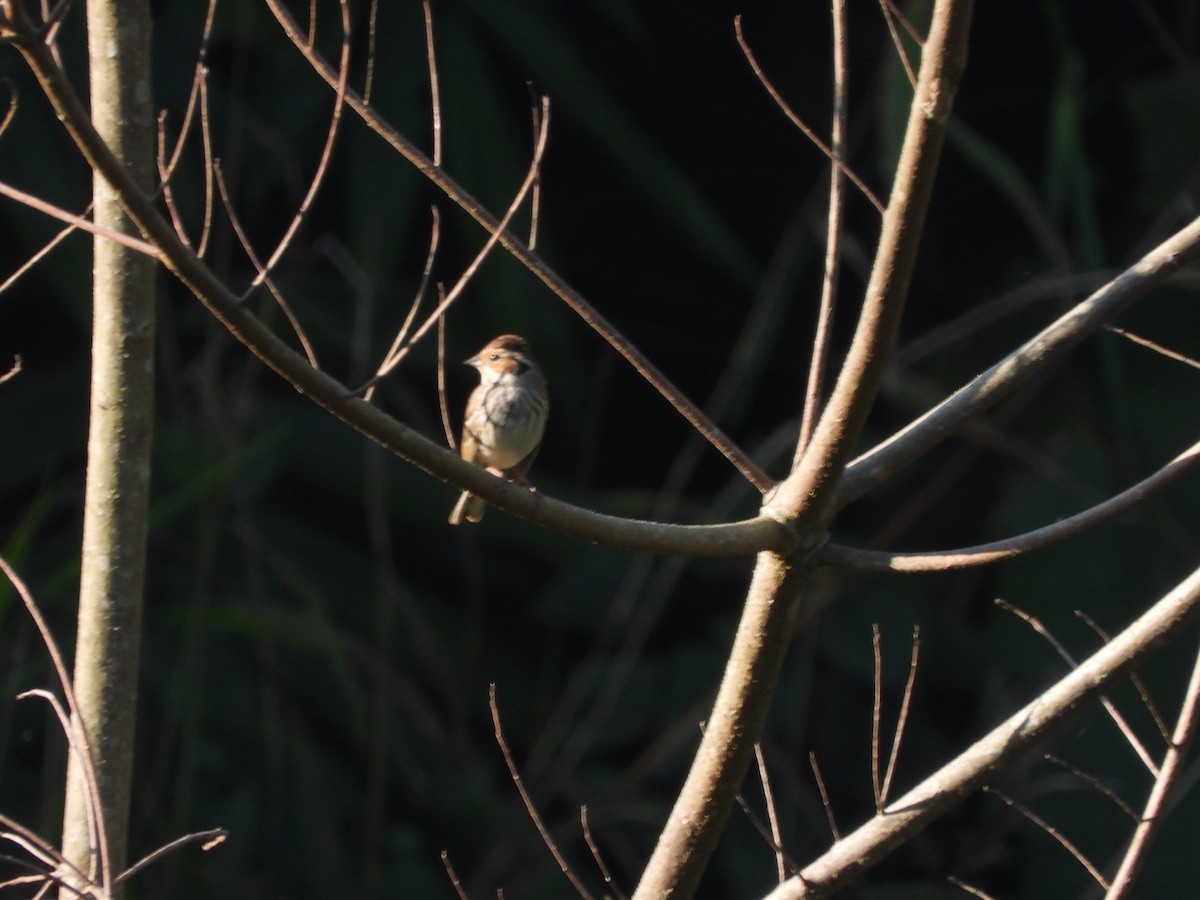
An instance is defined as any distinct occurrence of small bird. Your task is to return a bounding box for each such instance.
[448,334,549,525]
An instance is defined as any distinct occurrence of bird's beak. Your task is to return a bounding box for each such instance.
[464,353,481,368]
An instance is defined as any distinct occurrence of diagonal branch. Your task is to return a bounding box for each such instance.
[824,435,1200,572]
[762,563,1200,900]
[837,215,1200,508]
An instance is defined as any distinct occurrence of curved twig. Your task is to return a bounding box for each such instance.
[824,436,1200,572]
[248,0,351,292]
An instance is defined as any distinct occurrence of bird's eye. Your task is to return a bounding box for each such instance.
[490,353,500,361]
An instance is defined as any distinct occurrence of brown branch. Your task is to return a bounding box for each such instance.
[489,685,593,900]
[580,807,626,900]
[796,0,849,461]
[762,564,1200,899]
[735,15,884,214]
[838,216,1200,508]
[213,163,320,368]
[361,98,551,390]
[1106,640,1200,898]
[248,0,351,292]
[8,13,790,556]
[824,436,1200,572]
[985,788,1109,889]
[0,179,158,256]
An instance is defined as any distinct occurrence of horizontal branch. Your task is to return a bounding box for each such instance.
[825,436,1200,572]
[762,562,1200,899]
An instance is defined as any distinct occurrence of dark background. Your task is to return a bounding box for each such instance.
[2,1,1200,897]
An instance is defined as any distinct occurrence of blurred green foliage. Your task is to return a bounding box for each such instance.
[2,1,1200,898]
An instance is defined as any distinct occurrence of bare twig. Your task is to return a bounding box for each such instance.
[838,215,1200,508]
[754,744,786,883]
[1043,754,1140,822]
[440,850,470,900]
[489,685,593,900]
[1075,610,1171,742]
[0,355,20,383]
[796,0,849,461]
[580,807,626,900]
[880,627,920,807]
[248,0,351,292]
[735,15,884,214]
[1106,640,1200,899]
[213,163,320,367]
[0,179,157,256]
[878,0,919,87]
[422,0,441,166]
[436,303,454,448]
[995,599,1159,775]
[1107,325,1200,371]
[809,752,841,841]
[985,787,1109,889]
[115,828,227,883]
[364,0,380,104]
[824,436,1200,572]
[356,98,551,391]
[364,207,440,403]
[262,0,773,493]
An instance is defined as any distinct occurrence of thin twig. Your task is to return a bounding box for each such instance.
[984,787,1109,889]
[1106,639,1200,898]
[115,828,227,883]
[1042,754,1140,822]
[795,0,849,461]
[364,0,380,104]
[580,807,626,900]
[754,744,787,883]
[945,875,997,899]
[0,557,111,893]
[248,0,352,291]
[735,15,884,214]
[996,599,1159,776]
[440,850,470,900]
[262,0,774,493]
[824,436,1200,572]
[489,685,594,900]
[422,0,441,166]
[364,207,440,403]
[871,625,884,811]
[356,99,551,393]
[436,302,454,449]
[880,626,920,807]
[838,216,1200,508]
[809,752,841,840]
[213,163,320,367]
[0,355,20,383]
[878,0,918,88]
[1107,325,1200,371]
[0,179,157,255]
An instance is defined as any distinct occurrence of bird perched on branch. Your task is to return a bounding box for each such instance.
[448,334,549,525]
